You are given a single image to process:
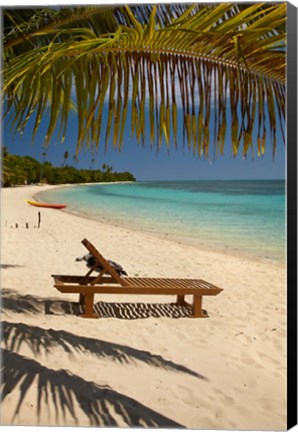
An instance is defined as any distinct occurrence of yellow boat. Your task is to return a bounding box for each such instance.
[27,200,67,209]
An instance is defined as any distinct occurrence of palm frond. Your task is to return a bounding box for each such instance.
[3,3,286,157]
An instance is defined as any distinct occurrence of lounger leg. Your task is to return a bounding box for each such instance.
[176,295,185,305]
[80,293,99,318]
[192,295,207,318]
[79,293,85,305]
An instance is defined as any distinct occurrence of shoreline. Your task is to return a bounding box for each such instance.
[34,182,286,267]
[1,184,287,429]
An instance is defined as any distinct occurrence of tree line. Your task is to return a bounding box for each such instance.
[2,148,136,187]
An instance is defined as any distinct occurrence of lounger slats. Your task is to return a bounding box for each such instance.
[54,283,221,296]
[53,275,221,294]
[126,278,220,292]
[53,277,222,296]
[127,278,176,289]
[127,278,152,288]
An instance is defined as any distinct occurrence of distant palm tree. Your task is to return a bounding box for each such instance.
[102,163,113,173]
[3,4,286,159]
[62,151,69,166]
[2,146,9,158]
[41,151,47,164]
[2,149,14,186]
[40,150,47,182]
[73,154,79,167]
[90,156,95,170]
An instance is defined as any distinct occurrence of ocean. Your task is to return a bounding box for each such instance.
[37,180,286,263]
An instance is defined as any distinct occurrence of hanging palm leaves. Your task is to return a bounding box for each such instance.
[2,3,286,158]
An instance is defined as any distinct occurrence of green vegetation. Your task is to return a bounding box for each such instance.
[2,148,136,187]
[3,4,286,159]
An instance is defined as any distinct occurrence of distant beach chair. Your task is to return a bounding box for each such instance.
[52,239,223,319]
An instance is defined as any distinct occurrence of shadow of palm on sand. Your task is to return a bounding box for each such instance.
[1,287,194,319]
[2,321,206,380]
[1,349,184,427]
[1,264,24,269]
[1,291,206,427]
[2,288,43,315]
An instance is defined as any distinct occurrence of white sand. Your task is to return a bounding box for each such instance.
[1,185,287,429]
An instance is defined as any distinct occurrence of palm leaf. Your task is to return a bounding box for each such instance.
[3,3,286,157]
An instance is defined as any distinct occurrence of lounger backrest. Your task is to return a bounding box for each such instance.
[82,239,128,286]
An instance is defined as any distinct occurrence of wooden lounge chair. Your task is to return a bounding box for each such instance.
[52,239,223,319]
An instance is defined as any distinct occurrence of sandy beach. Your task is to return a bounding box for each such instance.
[1,184,287,429]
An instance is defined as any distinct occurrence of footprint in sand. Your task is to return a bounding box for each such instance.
[240,356,263,369]
[175,384,197,406]
[212,388,235,406]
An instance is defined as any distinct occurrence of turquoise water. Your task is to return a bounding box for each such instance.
[37,180,286,262]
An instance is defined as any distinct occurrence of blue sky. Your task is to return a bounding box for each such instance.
[3,104,286,181]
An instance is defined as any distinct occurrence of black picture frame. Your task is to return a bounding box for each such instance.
[287,2,298,429]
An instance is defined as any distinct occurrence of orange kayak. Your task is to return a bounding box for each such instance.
[27,200,67,209]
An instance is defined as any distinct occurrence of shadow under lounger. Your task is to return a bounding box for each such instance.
[52,239,224,319]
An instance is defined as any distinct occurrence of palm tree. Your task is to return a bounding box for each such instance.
[39,150,47,183]
[62,151,69,166]
[73,154,79,167]
[41,151,47,164]
[2,4,286,159]
[107,165,113,175]
[90,156,95,170]
[2,148,14,186]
